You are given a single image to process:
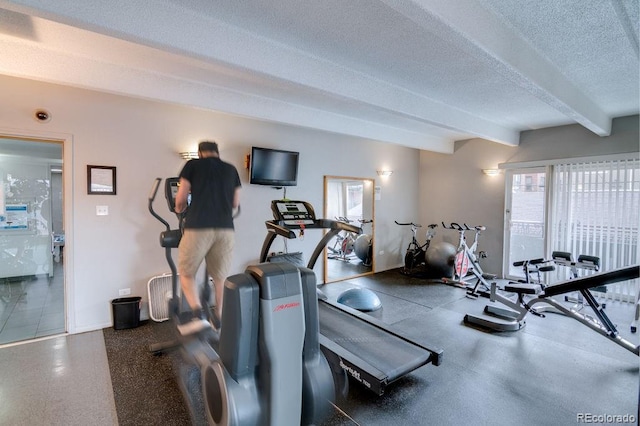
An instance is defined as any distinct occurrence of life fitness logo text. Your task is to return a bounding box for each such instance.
[273,302,301,312]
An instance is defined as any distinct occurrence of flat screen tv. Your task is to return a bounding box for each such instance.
[250,146,299,187]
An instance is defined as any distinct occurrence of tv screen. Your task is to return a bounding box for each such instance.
[250,146,299,187]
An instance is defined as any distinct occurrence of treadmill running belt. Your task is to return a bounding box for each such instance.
[319,302,431,383]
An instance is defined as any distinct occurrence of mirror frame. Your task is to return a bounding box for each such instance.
[323,175,375,283]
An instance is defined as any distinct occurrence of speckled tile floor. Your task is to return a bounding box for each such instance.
[0,331,118,425]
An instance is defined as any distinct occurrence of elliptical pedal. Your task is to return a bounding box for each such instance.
[177,318,213,336]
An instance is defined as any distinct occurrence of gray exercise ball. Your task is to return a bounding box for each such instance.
[354,234,373,266]
[424,241,456,278]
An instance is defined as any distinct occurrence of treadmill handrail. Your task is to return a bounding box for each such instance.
[267,218,362,234]
[265,221,297,239]
[260,218,363,268]
[319,219,362,234]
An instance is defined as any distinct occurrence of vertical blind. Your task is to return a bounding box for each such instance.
[550,158,639,302]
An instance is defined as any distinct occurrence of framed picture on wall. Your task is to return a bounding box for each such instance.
[87,165,117,195]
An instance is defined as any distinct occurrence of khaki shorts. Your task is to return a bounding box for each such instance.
[178,228,235,281]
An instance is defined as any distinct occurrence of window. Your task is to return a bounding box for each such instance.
[525,175,533,191]
[505,157,639,300]
[549,159,639,299]
[325,180,364,221]
[345,183,364,219]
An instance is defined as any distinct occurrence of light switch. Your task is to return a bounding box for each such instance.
[96,205,109,216]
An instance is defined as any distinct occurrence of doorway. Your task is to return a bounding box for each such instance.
[503,167,548,280]
[0,136,65,345]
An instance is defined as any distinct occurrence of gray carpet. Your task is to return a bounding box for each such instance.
[103,320,194,425]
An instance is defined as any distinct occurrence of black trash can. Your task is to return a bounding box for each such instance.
[111,296,141,330]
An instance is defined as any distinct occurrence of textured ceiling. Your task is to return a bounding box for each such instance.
[0,0,637,153]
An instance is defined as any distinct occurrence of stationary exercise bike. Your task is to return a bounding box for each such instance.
[327,217,359,261]
[395,221,437,275]
[440,222,496,298]
[148,177,335,425]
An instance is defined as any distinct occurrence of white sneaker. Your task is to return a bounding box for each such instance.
[177,318,212,336]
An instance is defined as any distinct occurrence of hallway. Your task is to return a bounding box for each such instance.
[0,261,65,345]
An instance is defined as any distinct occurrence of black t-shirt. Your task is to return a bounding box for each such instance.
[179,157,241,229]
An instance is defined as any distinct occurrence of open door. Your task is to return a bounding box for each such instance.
[0,136,65,344]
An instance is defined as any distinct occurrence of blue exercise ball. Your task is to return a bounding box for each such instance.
[337,288,382,311]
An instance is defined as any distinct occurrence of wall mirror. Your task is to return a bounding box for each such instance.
[323,176,375,283]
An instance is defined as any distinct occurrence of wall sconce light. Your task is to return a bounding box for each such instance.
[376,170,393,177]
[482,169,501,176]
[180,151,199,160]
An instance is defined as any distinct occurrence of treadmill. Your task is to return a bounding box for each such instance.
[260,200,443,396]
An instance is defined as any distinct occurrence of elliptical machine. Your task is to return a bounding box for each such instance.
[148,178,335,425]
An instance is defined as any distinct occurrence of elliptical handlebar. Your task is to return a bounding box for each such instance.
[148,177,161,201]
[148,177,171,231]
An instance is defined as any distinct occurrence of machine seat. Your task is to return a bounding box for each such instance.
[503,283,542,295]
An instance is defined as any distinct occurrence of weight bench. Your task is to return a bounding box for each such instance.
[552,251,605,308]
[464,265,640,356]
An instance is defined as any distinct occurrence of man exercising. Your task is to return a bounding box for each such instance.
[175,141,241,328]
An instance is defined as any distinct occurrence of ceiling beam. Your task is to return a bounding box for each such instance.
[0,0,519,148]
[0,35,456,153]
[381,0,613,136]
[611,0,639,58]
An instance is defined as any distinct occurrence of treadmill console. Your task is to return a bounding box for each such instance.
[271,200,316,226]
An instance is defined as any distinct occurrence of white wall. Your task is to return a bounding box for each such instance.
[419,115,640,276]
[3,73,636,333]
[0,75,419,332]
